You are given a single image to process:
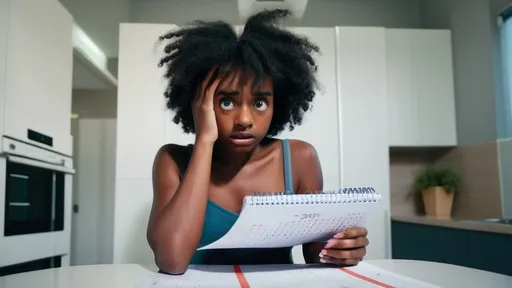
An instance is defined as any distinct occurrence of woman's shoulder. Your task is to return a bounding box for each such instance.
[286,139,319,162]
[153,143,193,171]
[155,143,192,157]
[261,137,318,162]
[283,139,322,193]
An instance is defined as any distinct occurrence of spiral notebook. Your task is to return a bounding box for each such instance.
[198,187,380,250]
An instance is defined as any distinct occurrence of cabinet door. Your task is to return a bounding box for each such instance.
[466,230,512,276]
[386,29,457,147]
[411,30,457,146]
[278,27,340,191]
[391,221,469,267]
[386,29,419,146]
[336,27,390,260]
[0,0,8,138]
[117,23,186,179]
[4,0,73,155]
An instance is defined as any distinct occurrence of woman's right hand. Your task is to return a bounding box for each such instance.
[192,67,223,144]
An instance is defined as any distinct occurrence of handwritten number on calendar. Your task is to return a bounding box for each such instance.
[299,213,320,220]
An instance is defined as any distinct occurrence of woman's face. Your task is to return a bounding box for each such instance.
[213,66,274,152]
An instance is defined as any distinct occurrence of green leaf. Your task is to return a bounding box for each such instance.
[412,167,461,193]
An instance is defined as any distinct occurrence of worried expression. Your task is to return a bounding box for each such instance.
[213,67,274,151]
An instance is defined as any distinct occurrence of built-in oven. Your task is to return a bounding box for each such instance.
[4,153,66,236]
[0,136,74,271]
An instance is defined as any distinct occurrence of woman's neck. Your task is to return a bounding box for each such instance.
[212,141,257,168]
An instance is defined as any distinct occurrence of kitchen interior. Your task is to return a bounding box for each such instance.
[0,0,512,280]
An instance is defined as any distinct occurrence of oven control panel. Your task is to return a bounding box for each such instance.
[1,136,73,168]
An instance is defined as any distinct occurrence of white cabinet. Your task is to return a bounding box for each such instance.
[278,27,340,192]
[117,23,186,180]
[1,0,74,155]
[386,29,457,147]
[336,27,390,260]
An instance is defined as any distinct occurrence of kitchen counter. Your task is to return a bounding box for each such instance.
[391,214,512,235]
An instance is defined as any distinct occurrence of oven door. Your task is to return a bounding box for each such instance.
[4,155,72,236]
[1,137,75,267]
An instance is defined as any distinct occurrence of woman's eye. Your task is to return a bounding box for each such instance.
[254,100,268,111]
[219,99,234,110]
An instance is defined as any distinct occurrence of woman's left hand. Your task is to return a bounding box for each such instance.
[318,227,369,266]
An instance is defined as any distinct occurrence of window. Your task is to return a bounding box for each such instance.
[499,4,512,138]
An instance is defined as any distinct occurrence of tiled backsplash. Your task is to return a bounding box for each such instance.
[389,148,448,216]
[390,142,503,219]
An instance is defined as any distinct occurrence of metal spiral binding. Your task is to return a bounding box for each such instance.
[244,187,380,206]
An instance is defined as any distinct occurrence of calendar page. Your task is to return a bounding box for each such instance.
[240,262,441,288]
[198,199,378,250]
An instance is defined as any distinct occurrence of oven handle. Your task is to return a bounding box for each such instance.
[8,155,76,174]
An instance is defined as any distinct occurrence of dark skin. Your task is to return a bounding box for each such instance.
[147,66,369,274]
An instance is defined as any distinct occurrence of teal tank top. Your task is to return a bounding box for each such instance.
[183,139,295,265]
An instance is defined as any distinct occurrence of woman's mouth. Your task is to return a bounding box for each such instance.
[229,132,255,145]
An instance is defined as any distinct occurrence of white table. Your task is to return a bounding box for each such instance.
[0,260,511,287]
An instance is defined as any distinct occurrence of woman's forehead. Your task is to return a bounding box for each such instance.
[218,66,272,89]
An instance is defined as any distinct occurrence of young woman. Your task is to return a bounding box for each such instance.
[147,9,369,275]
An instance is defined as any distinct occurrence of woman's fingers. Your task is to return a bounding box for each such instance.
[321,246,366,260]
[334,227,368,239]
[324,236,368,249]
[194,66,219,105]
[202,76,222,109]
[320,255,362,266]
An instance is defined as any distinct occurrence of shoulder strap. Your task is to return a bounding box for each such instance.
[282,139,294,194]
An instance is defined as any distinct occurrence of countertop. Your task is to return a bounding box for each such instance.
[391,214,512,235]
[1,260,512,288]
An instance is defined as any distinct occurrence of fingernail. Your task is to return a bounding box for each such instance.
[334,232,344,239]
[318,252,323,258]
[320,258,328,263]
[324,239,337,248]
[321,250,327,255]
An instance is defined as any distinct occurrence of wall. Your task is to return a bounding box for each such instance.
[70,90,117,265]
[130,0,421,28]
[498,6,512,218]
[390,144,503,219]
[390,149,446,217]
[71,118,117,265]
[419,0,500,147]
[72,89,117,118]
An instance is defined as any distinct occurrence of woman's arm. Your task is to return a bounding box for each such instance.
[289,140,324,263]
[146,140,214,274]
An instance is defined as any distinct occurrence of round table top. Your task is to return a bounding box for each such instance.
[368,259,512,288]
[0,259,511,287]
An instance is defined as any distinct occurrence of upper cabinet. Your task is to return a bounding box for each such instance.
[2,0,74,155]
[386,29,457,147]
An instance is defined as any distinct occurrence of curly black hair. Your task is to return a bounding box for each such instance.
[157,9,319,136]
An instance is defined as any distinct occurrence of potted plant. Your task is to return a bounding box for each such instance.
[413,167,461,219]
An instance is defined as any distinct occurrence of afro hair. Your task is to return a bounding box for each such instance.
[157,9,320,136]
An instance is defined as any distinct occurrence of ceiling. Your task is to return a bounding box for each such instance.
[59,0,131,58]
